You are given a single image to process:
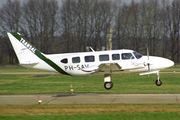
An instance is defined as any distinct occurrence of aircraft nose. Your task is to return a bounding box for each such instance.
[146,56,174,70]
[162,58,174,68]
[167,59,174,67]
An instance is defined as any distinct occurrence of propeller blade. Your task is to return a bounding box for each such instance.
[147,48,149,61]
[147,48,150,75]
[148,63,150,72]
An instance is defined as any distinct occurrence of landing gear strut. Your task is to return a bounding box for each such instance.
[104,74,113,90]
[155,72,162,86]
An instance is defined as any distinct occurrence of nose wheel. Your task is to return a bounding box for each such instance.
[155,79,162,86]
[155,72,162,86]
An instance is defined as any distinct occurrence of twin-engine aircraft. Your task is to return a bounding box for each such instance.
[7,32,174,90]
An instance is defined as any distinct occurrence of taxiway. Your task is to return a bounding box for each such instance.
[0,94,179,105]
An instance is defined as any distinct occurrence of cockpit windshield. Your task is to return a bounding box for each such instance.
[133,51,143,59]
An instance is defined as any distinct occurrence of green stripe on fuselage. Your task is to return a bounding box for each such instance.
[11,33,70,75]
[35,50,70,75]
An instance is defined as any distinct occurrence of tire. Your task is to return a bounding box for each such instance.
[104,82,113,90]
[155,79,162,86]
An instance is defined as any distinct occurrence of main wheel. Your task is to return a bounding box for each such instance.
[155,79,162,86]
[104,82,113,90]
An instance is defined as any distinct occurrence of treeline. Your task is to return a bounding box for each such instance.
[0,0,179,64]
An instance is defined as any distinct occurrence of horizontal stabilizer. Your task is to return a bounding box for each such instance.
[20,62,39,68]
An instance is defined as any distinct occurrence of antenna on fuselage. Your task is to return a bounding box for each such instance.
[89,46,95,52]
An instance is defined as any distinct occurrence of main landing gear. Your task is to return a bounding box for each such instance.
[155,72,162,86]
[104,74,113,90]
[104,82,113,90]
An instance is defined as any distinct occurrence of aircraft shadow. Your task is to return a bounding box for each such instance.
[52,94,77,97]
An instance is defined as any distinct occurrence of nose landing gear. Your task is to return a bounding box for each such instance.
[155,72,162,86]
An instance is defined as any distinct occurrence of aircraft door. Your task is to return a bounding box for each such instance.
[121,53,135,69]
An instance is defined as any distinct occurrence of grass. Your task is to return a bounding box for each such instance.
[0,73,180,94]
[1,112,180,120]
[1,65,180,120]
[1,104,180,114]
[0,65,46,73]
[0,104,180,120]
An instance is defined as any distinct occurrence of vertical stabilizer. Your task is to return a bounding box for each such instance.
[7,32,39,67]
[7,32,69,75]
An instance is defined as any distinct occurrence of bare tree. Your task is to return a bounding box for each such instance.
[160,0,171,58]
[60,0,116,52]
[60,0,74,52]
[164,0,180,62]
[139,0,161,55]
[0,0,21,64]
[22,0,59,53]
[115,3,129,49]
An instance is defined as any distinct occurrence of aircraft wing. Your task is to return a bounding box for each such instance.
[82,61,146,74]
[82,63,122,73]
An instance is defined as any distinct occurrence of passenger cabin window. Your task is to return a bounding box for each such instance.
[121,53,134,60]
[61,58,68,64]
[99,54,109,61]
[72,57,80,63]
[112,54,120,60]
[133,51,142,59]
[85,55,95,62]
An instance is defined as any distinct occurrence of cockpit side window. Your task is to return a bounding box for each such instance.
[121,53,134,60]
[133,51,142,59]
[61,58,68,64]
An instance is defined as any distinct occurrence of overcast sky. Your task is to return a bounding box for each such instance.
[0,0,143,7]
[0,0,173,7]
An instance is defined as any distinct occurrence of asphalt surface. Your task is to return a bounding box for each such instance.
[0,94,179,105]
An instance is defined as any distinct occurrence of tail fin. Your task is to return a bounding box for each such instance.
[7,32,39,68]
[7,32,70,75]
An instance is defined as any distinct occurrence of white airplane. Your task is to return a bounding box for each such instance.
[7,32,174,90]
